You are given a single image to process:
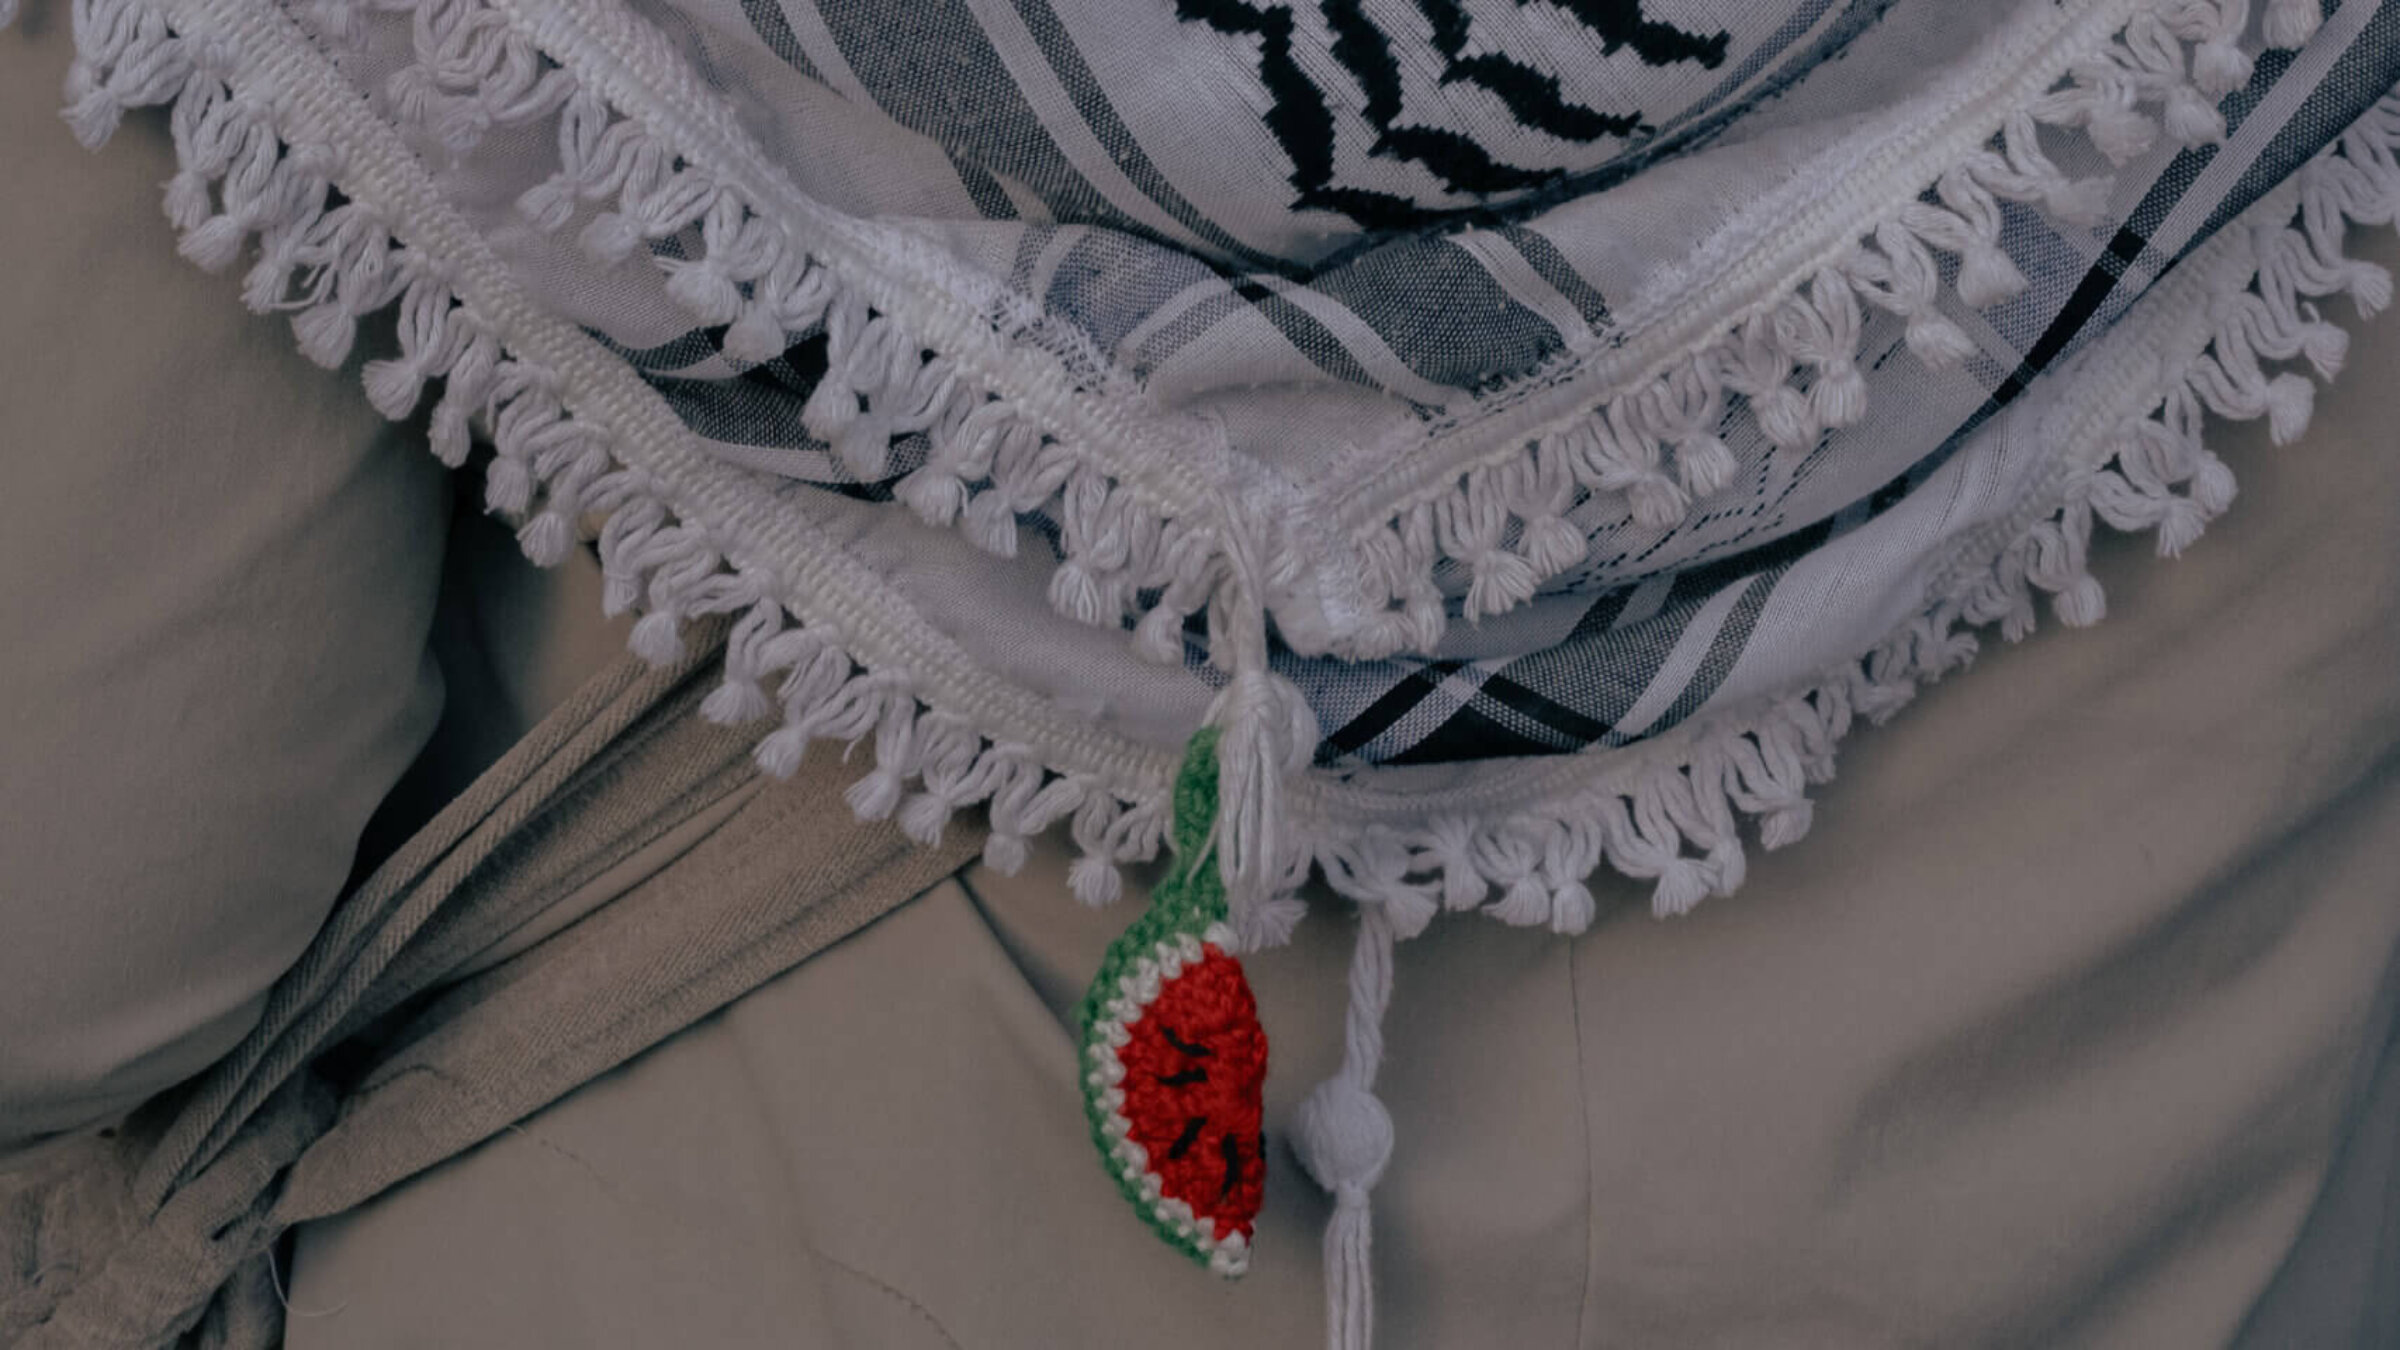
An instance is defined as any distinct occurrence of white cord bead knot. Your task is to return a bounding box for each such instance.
[1293,1077,1393,1198]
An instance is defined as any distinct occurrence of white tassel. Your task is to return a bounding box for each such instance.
[362,357,426,419]
[429,400,473,467]
[2053,573,2107,628]
[1069,854,1123,907]
[1650,857,1710,917]
[1626,475,1689,529]
[1233,892,1308,949]
[1903,313,1979,371]
[754,725,812,779]
[2164,84,2227,148]
[961,490,1021,556]
[64,86,125,150]
[983,830,1031,876]
[291,303,355,369]
[516,511,574,567]
[1133,603,1191,665]
[2264,371,2315,444]
[663,258,743,326]
[2192,38,2251,98]
[1518,512,1589,577]
[845,766,905,822]
[163,170,213,230]
[701,676,774,727]
[1200,504,1320,948]
[1205,666,1317,917]
[1490,874,1552,927]
[722,304,787,364]
[896,466,970,528]
[578,210,643,264]
[629,610,684,664]
[2189,449,2237,514]
[1548,881,1596,935]
[2263,0,2321,50]
[516,176,578,231]
[179,215,248,272]
[1673,434,1738,499]
[1292,904,1397,1350]
[1753,385,1816,452]
[1049,560,1108,626]
[1464,548,1539,619]
[1760,801,1813,850]
[2087,99,2160,166]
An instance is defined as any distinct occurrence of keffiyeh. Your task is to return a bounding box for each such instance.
[15,0,2400,1344]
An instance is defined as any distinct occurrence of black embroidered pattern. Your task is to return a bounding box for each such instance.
[1178,0,1730,228]
[1219,1133,1249,1200]
[1158,1025,1215,1058]
[1166,1114,1208,1160]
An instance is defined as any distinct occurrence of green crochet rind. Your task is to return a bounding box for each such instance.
[1077,727,1235,1269]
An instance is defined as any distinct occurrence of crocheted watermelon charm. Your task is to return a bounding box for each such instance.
[1078,728,1267,1277]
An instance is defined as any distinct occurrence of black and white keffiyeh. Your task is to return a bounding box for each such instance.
[551,0,2400,770]
[16,0,2400,1342]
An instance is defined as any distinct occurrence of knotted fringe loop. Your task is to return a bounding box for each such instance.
[23,0,2400,1041]
[323,0,2329,667]
[1324,1,2322,659]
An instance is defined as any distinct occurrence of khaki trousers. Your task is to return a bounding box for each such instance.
[287,255,2400,1347]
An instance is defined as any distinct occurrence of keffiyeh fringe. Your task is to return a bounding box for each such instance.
[20,0,2397,943]
[277,0,2322,664]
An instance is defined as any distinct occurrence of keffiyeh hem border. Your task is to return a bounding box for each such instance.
[17,0,2395,941]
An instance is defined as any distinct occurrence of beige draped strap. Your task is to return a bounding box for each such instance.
[1,619,984,1348]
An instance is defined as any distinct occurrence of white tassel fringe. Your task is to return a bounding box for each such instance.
[19,0,2397,966]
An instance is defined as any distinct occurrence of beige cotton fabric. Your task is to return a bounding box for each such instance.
[0,9,451,1160]
[0,621,983,1346]
[284,228,2400,1348]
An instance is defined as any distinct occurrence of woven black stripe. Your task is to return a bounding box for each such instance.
[1977,11,2375,420]
[954,158,1017,221]
[1014,0,1292,271]
[1320,659,1466,760]
[1388,695,1581,764]
[1499,225,1614,328]
[1460,670,1618,744]
[1644,572,1781,736]
[811,0,1194,252]
[736,0,822,82]
[2194,2,2400,245]
[1232,277,1383,390]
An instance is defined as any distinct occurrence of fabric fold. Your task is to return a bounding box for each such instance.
[1,619,982,1348]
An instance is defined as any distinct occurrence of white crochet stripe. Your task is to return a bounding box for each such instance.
[15,0,2394,941]
[329,0,2311,664]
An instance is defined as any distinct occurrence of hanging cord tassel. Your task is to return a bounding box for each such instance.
[1204,668,1315,911]
[1205,502,1396,1349]
[1205,511,1318,942]
[1073,503,1319,1279]
[1293,903,1398,1350]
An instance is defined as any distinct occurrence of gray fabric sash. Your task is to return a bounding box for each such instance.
[1,621,983,1347]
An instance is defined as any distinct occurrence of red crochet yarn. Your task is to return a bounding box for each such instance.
[1114,944,1268,1244]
